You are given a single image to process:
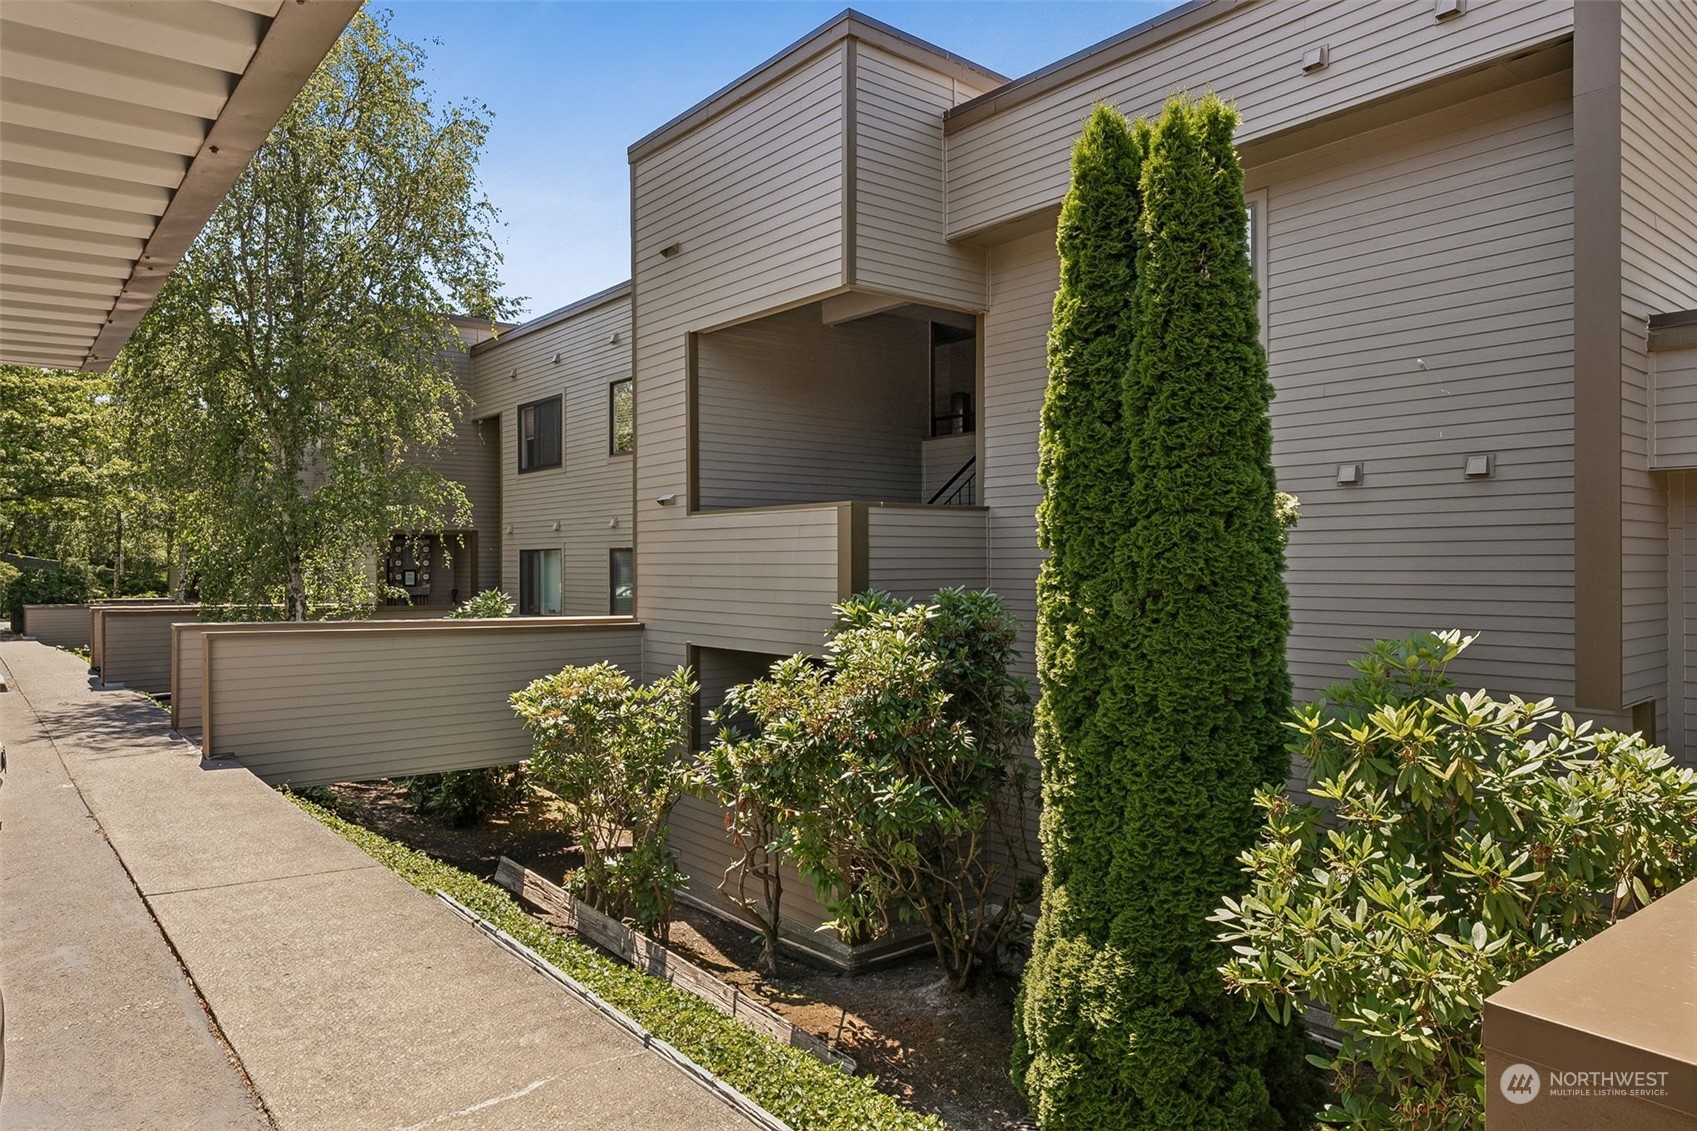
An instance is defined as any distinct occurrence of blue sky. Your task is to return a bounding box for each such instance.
[381,1,1182,318]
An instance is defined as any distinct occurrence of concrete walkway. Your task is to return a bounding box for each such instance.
[0,638,759,1131]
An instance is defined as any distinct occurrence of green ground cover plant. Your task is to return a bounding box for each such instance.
[1213,630,1697,1130]
[290,794,942,1131]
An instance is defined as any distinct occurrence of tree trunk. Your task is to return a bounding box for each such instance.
[112,510,124,598]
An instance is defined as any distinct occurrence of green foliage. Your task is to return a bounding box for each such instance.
[512,664,696,936]
[0,367,109,556]
[1214,631,1697,1130]
[702,589,1032,989]
[113,10,516,620]
[401,765,527,828]
[290,795,942,1131]
[1016,101,1147,1115]
[444,588,515,619]
[1018,94,1319,1129]
[6,562,96,622]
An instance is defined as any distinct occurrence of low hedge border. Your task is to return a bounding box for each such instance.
[290,795,942,1131]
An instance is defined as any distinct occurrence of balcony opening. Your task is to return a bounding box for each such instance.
[691,299,978,511]
[688,645,787,751]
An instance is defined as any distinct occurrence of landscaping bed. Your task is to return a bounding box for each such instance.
[297,779,1032,1131]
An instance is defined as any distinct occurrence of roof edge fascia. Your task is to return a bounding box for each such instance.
[943,0,1241,135]
[628,8,1006,164]
[470,280,632,356]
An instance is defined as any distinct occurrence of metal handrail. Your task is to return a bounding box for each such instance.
[927,456,977,506]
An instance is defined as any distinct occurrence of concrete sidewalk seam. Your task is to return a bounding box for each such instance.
[143,861,383,899]
[6,672,280,1130]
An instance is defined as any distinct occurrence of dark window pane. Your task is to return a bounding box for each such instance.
[610,547,633,615]
[518,395,562,471]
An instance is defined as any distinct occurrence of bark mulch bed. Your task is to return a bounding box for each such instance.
[304,779,1035,1131]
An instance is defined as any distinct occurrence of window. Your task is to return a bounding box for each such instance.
[518,549,562,615]
[609,547,633,615]
[930,322,976,437]
[518,396,562,471]
[1245,188,1269,344]
[610,378,633,454]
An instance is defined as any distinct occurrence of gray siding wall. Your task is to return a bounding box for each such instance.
[22,604,91,649]
[97,606,201,694]
[1621,0,1697,727]
[633,40,851,681]
[943,0,1574,238]
[864,504,988,600]
[851,42,987,309]
[642,504,845,659]
[470,294,633,615]
[173,617,441,735]
[980,76,1579,705]
[982,230,1060,686]
[1256,75,1577,701]
[921,433,975,500]
[1670,472,1696,762]
[203,620,644,787]
[695,305,929,509]
[1655,347,1697,469]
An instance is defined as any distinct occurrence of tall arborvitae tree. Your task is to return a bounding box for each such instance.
[1015,94,1320,1129]
[1110,92,1317,1127]
[1012,105,1148,1125]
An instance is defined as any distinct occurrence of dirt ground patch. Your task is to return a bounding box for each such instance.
[307,779,1034,1130]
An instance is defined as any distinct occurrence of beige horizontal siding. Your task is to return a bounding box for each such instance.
[204,620,644,787]
[944,0,1573,237]
[640,504,845,659]
[1622,0,1697,725]
[982,229,1060,686]
[93,605,200,693]
[979,78,1578,706]
[864,504,989,600]
[921,433,975,501]
[22,604,92,649]
[1654,348,1697,468]
[470,294,633,614]
[695,305,929,509]
[173,614,461,735]
[851,42,987,308]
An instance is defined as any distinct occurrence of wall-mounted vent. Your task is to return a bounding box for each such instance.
[1301,44,1330,74]
[1434,0,1465,20]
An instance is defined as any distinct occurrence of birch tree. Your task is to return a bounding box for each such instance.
[116,11,515,619]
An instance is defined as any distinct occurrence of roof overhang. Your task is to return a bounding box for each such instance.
[0,0,360,372]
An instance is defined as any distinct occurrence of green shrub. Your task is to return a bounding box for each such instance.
[511,663,695,937]
[445,588,513,619]
[400,765,527,827]
[6,561,97,626]
[289,794,942,1131]
[697,588,1033,986]
[0,561,20,617]
[1212,631,1697,1129]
